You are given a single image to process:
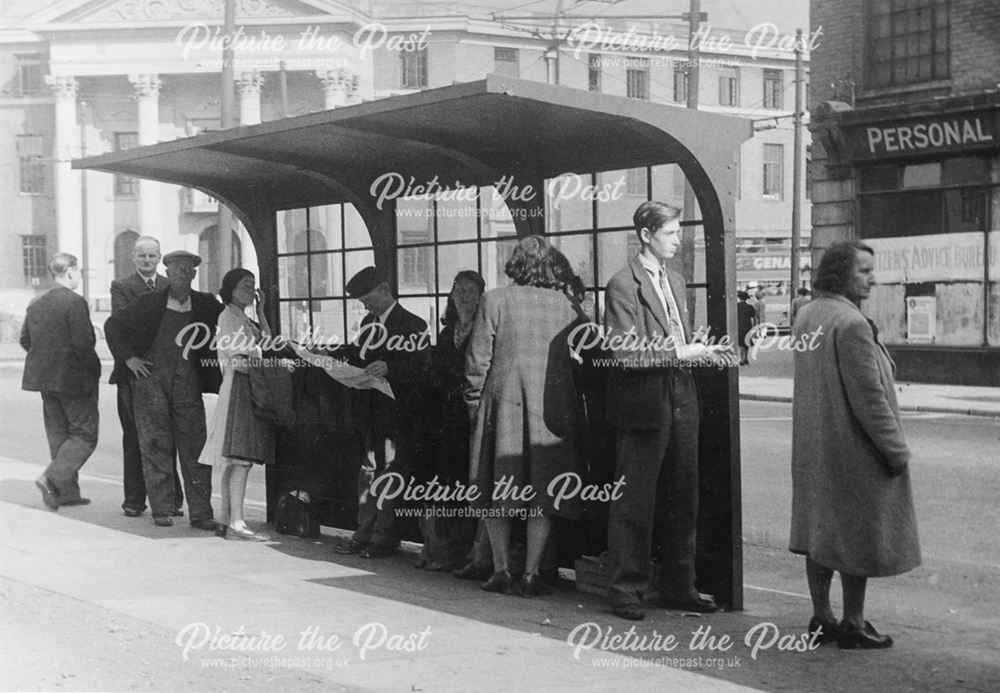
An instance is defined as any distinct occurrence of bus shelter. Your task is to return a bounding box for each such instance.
[76,75,752,608]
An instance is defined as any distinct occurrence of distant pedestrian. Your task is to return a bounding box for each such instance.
[736,291,755,365]
[753,289,767,326]
[21,253,101,510]
[790,241,920,650]
[790,287,812,327]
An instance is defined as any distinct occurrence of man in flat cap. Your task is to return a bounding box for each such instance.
[105,250,223,529]
[335,266,430,558]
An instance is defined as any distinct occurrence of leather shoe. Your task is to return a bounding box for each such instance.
[453,562,492,581]
[838,621,893,649]
[660,595,719,613]
[59,498,91,507]
[123,507,143,517]
[153,515,174,527]
[360,544,396,559]
[517,572,551,598]
[612,603,646,621]
[808,616,842,644]
[480,570,513,595]
[335,539,368,555]
[453,562,491,580]
[190,519,222,531]
[35,477,59,510]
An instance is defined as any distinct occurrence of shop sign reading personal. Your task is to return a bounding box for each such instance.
[867,231,1000,284]
[846,112,997,160]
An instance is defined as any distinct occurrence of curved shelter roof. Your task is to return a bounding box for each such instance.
[74,75,750,224]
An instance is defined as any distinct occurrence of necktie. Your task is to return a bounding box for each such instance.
[659,266,686,345]
[146,277,156,291]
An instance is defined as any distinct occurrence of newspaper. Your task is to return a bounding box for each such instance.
[291,343,395,400]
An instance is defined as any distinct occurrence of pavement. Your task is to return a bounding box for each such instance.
[2,452,1000,693]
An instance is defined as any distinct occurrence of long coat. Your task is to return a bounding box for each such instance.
[20,286,101,395]
[789,292,920,577]
[464,285,585,519]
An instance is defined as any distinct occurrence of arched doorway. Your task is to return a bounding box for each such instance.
[198,225,242,293]
[113,229,140,280]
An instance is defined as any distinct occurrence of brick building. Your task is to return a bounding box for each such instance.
[810,0,1000,385]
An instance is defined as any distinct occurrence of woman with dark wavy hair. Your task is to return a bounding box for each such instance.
[790,240,920,649]
[464,235,587,597]
[199,268,273,541]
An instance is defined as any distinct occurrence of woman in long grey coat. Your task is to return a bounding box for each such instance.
[790,241,920,650]
[465,235,586,598]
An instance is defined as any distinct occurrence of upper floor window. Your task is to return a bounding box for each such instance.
[867,0,949,88]
[494,47,519,78]
[13,56,44,97]
[763,143,784,199]
[114,132,139,197]
[718,67,739,106]
[673,68,688,103]
[588,54,602,92]
[401,47,428,89]
[22,235,47,288]
[16,134,45,194]
[626,59,650,100]
[763,69,784,109]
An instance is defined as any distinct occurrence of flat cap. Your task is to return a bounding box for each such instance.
[345,266,386,298]
[162,250,202,267]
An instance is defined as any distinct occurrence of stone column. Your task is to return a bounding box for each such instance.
[237,71,263,125]
[129,74,162,236]
[46,75,83,261]
[316,69,358,110]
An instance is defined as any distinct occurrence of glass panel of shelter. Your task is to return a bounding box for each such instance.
[274,167,711,345]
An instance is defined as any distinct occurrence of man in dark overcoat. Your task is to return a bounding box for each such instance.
[22,253,102,509]
[109,235,185,517]
[334,266,430,558]
[603,201,733,621]
[104,250,222,529]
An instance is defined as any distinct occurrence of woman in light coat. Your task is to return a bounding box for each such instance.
[790,241,920,649]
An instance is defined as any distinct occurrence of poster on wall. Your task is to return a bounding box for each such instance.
[907,296,936,343]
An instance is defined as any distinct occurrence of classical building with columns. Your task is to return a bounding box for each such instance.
[0,0,809,326]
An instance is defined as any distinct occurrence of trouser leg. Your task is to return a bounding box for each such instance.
[133,377,176,517]
[657,372,701,601]
[118,380,147,512]
[43,391,98,501]
[607,427,669,607]
[170,371,212,522]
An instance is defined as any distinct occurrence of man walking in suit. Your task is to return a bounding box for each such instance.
[104,250,223,529]
[110,236,184,518]
[335,266,429,559]
[21,253,101,510]
[604,201,733,621]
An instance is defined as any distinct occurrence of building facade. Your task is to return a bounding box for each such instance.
[810,0,1000,385]
[0,0,809,334]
